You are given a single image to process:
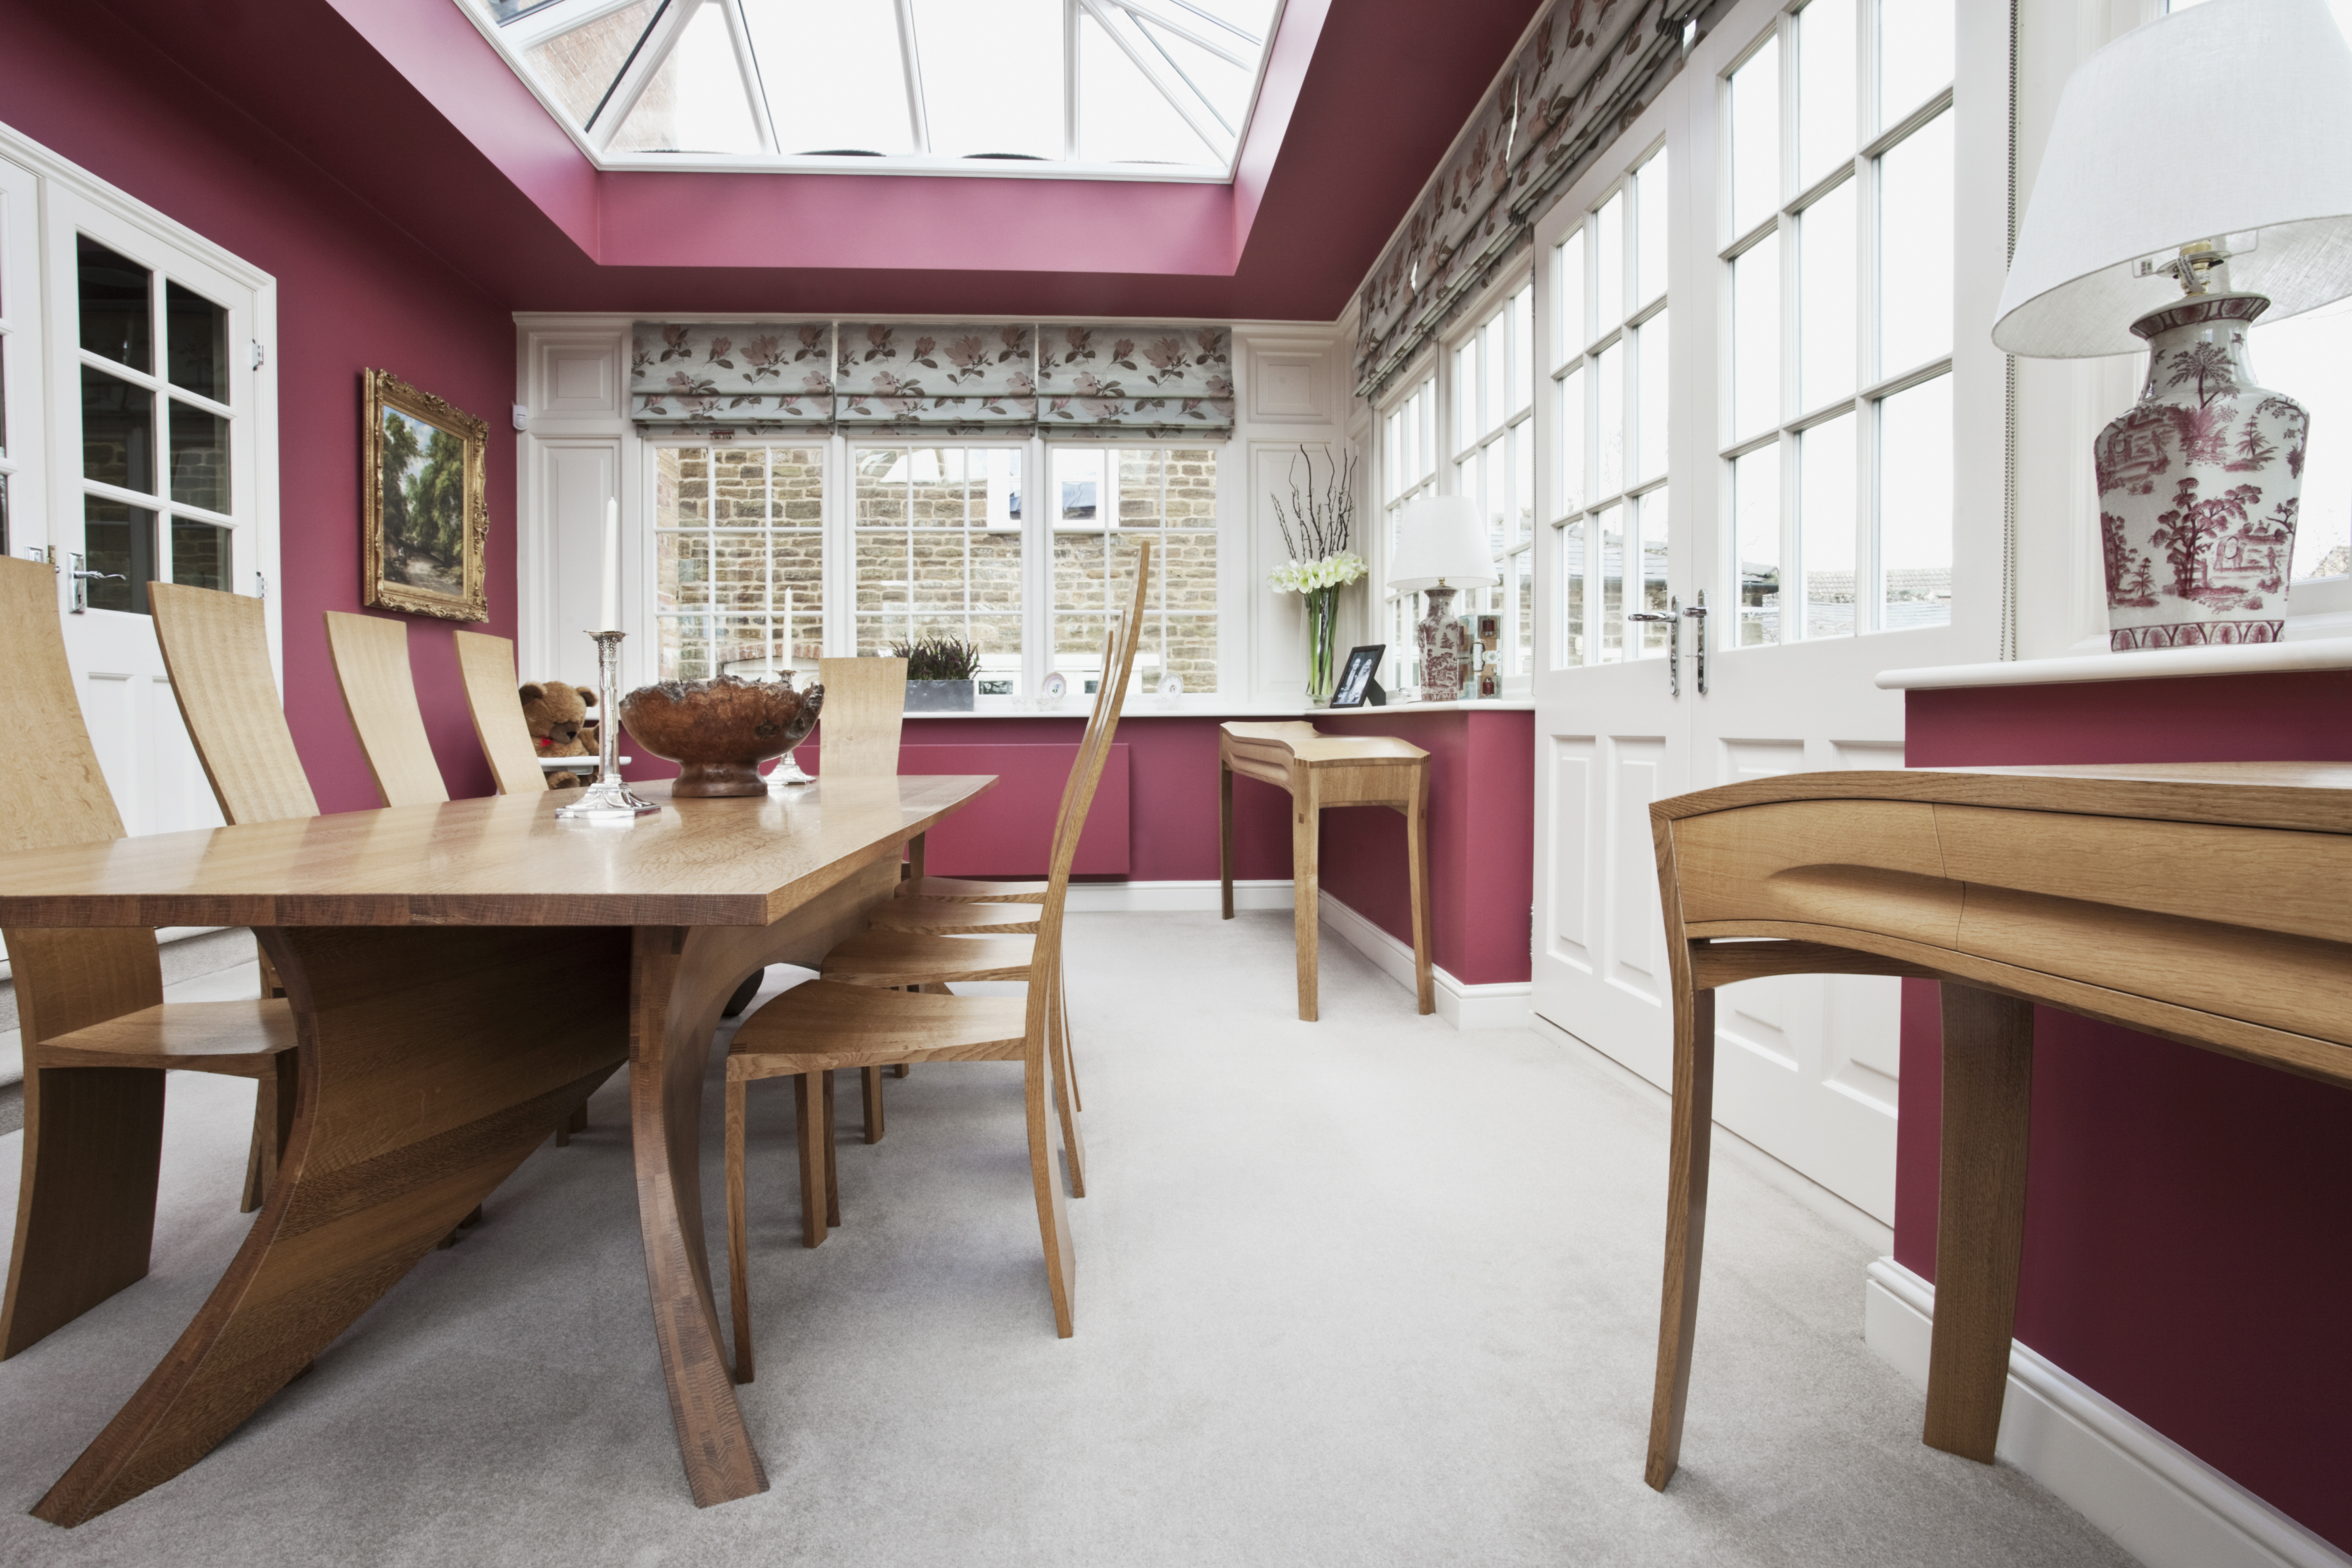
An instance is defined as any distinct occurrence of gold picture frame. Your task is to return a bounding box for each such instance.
[361,368,489,622]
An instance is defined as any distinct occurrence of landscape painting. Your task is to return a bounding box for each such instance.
[362,368,489,621]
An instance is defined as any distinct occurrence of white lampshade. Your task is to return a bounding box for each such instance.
[1993,0,2352,358]
[1389,495,1497,591]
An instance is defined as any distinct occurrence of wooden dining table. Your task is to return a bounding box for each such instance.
[0,772,993,1525]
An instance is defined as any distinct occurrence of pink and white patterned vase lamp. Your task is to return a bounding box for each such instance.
[1388,495,1495,700]
[1994,0,2352,651]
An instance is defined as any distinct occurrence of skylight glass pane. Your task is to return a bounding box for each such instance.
[610,2,762,154]
[913,0,1062,159]
[526,0,661,127]
[1079,12,1217,165]
[1132,15,1250,137]
[743,0,917,155]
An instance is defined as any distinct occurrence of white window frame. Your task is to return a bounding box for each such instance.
[0,122,280,662]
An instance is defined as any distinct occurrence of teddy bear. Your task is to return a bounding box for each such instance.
[519,681,598,791]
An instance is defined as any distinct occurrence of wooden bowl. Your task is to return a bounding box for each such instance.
[617,676,825,798]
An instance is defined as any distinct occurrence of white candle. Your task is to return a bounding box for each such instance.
[783,587,794,661]
[599,497,620,633]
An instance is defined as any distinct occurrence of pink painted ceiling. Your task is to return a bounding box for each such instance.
[79,0,1543,321]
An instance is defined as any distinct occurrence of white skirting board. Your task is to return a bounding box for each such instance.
[1062,879,1296,914]
[1315,890,1531,1030]
[1864,1259,2349,1568]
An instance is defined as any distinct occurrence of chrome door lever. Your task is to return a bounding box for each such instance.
[67,552,125,614]
[1627,593,1682,697]
[1682,590,1708,696]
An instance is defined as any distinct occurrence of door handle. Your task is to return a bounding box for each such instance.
[1627,593,1682,697]
[1682,591,1708,696]
[67,552,125,615]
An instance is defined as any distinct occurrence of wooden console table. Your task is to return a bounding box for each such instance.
[1218,721,1433,1021]
[1642,762,2352,1489]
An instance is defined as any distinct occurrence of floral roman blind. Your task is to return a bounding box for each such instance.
[834,323,1037,433]
[630,323,834,431]
[1037,325,1234,438]
[629,321,1235,438]
[1352,0,1705,399]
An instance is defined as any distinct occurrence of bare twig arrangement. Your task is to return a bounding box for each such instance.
[1271,444,1356,562]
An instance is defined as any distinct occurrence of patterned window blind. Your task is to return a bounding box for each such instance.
[630,321,1234,438]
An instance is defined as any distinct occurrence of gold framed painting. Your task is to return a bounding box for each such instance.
[362,368,489,621]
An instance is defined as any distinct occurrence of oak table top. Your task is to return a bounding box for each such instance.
[8,774,994,1526]
[0,774,994,929]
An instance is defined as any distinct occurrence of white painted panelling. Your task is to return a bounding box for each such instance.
[1720,736,1807,781]
[1834,738,1907,769]
[538,337,621,416]
[531,440,620,682]
[1544,736,1595,969]
[1245,336,1333,425]
[1605,737,1667,1005]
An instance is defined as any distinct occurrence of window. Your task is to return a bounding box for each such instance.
[1379,374,1436,688]
[1051,446,1220,694]
[853,445,1024,689]
[1554,147,1671,665]
[73,236,238,615]
[468,0,1279,178]
[1722,0,1954,646]
[1452,283,1535,679]
[653,444,825,680]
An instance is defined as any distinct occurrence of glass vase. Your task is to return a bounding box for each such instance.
[1304,584,1341,706]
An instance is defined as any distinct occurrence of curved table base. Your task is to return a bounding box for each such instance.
[33,924,630,1527]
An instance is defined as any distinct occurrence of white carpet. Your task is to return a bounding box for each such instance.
[0,913,2136,1566]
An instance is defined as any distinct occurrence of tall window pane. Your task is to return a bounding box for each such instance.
[1637,152,1670,306]
[1637,487,1673,657]
[1636,310,1670,484]
[1797,0,1856,191]
[1878,374,1952,629]
[1596,340,1625,498]
[1878,0,1955,129]
[1595,191,1625,335]
[1799,414,1857,638]
[1734,444,1782,645]
[656,445,826,681]
[1729,36,1780,237]
[1877,110,1953,377]
[854,446,1021,674]
[1557,230,1587,357]
[1799,178,1859,410]
[1557,516,1587,667]
[1733,238,1780,441]
[1558,365,1587,515]
[1597,502,1625,662]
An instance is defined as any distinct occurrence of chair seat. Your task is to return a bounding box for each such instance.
[865,898,1041,936]
[900,875,1049,905]
[728,979,1028,1078]
[39,998,297,1076]
[821,930,1036,987]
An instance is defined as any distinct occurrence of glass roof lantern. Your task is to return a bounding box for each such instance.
[466,0,1282,178]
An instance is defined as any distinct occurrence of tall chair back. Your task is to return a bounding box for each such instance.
[0,556,162,1039]
[453,630,548,796]
[324,611,449,807]
[813,657,907,777]
[150,582,319,825]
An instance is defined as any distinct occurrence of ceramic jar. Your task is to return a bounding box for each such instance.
[2094,293,2307,651]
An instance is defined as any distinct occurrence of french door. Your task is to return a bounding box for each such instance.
[1527,0,1980,1225]
[2,140,277,840]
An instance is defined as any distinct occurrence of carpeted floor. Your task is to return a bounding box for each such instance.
[0,913,2136,1567]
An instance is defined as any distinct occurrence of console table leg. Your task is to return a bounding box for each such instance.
[1644,987,1716,1491]
[1218,762,1235,920]
[1291,788,1320,1022]
[1924,985,2035,1463]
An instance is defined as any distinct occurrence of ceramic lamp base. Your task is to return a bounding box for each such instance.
[1416,587,1467,701]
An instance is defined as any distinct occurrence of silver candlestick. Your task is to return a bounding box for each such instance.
[556,630,659,821]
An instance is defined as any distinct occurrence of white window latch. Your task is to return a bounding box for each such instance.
[251,339,267,370]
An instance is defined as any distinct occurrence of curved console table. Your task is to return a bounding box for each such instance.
[1641,762,2352,1490]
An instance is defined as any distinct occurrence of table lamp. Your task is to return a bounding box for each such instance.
[1993,0,2352,651]
[1389,495,1496,700]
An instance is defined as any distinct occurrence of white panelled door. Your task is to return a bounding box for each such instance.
[25,178,274,838]
[1529,0,1970,1226]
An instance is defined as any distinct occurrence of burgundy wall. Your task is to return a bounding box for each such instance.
[690,710,1535,986]
[1,3,519,812]
[1899,669,2352,1552]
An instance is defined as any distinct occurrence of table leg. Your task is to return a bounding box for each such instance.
[1403,770,1435,1017]
[1924,985,2034,1463]
[1645,987,1716,1492]
[1218,760,1235,921]
[1291,783,1320,1022]
[33,924,629,1527]
[627,856,898,1509]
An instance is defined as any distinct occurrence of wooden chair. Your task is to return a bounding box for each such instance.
[721,550,1149,1382]
[453,630,549,797]
[805,657,909,1139]
[719,545,1152,1382]
[323,610,448,807]
[0,557,299,1358]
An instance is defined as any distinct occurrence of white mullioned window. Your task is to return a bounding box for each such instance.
[1378,372,1436,689]
[1450,281,1536,681]
[653,442,828,681]
[851,443,1027,687]
[1722,0,1955,647]
[1554,145,1673,666]
[1049,445,1221,694]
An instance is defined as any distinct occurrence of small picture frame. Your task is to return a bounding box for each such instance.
[1328,644,1386,709]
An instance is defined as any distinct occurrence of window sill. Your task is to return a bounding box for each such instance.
[1877,634,2352,691]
